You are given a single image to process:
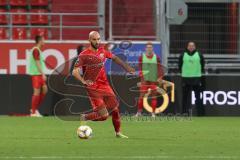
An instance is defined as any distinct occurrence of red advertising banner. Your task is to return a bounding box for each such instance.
[0,43,84,74]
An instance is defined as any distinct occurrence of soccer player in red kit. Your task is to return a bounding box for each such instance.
[29,35,48,117]
[72,31,135,138]
[136,42,163,117]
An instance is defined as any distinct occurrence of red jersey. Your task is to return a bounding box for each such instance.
[75,47,113,86]
[32,48,40,60]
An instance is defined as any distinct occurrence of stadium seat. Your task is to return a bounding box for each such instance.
[30,28,48,39]
[11,9,27,25]
[0,0,7,6]
[30,0,49,6]
[10,0,27,6]
[0,27,7,39]
[30,9,48,25]
[0,9,7,24]
[13,28,27,40]
[61,28,93,40]
[51,0,98,40]
[111,0,155,40]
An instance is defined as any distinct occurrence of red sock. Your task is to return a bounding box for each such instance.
[151,98,157,113]
[37,93,46,110]
[112,109,121,133]
[31,95,40,114]
[39,93,46,105]
[85,112,108,121]
[138,98,143,112]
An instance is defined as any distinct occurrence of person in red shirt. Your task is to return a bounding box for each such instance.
[136,42,163,117]
[29,35,48,117]
[72,31,135,138]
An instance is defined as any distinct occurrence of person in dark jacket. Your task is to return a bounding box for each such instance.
[179,41,205,116]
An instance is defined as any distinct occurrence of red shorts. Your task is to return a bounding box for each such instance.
[140,81,158,93]
[32,75,46,89]
[86,84,119,111]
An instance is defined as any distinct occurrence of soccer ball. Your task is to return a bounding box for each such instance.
[77,125,93,139]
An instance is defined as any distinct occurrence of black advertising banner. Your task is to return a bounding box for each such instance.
[0,75,239,116]
[166,75,240,116]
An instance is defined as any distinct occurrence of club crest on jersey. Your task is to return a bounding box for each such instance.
[99,53,104,59]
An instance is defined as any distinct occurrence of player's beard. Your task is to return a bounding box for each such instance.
[91,42,99,50]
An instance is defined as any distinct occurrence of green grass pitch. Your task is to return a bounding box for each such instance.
[0,116,240,160]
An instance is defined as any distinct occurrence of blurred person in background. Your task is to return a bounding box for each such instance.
[28,35,48,117]
[179,41,205,116]
[136,42,163,117]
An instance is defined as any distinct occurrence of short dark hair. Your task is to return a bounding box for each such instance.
[77,45,84,55]
[35,35,43,44]
[146,41,153,46]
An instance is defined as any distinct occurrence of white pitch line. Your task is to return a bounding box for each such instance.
[0,156,239,159]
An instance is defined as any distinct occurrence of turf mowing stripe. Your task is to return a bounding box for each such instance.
[0,156,239,159]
